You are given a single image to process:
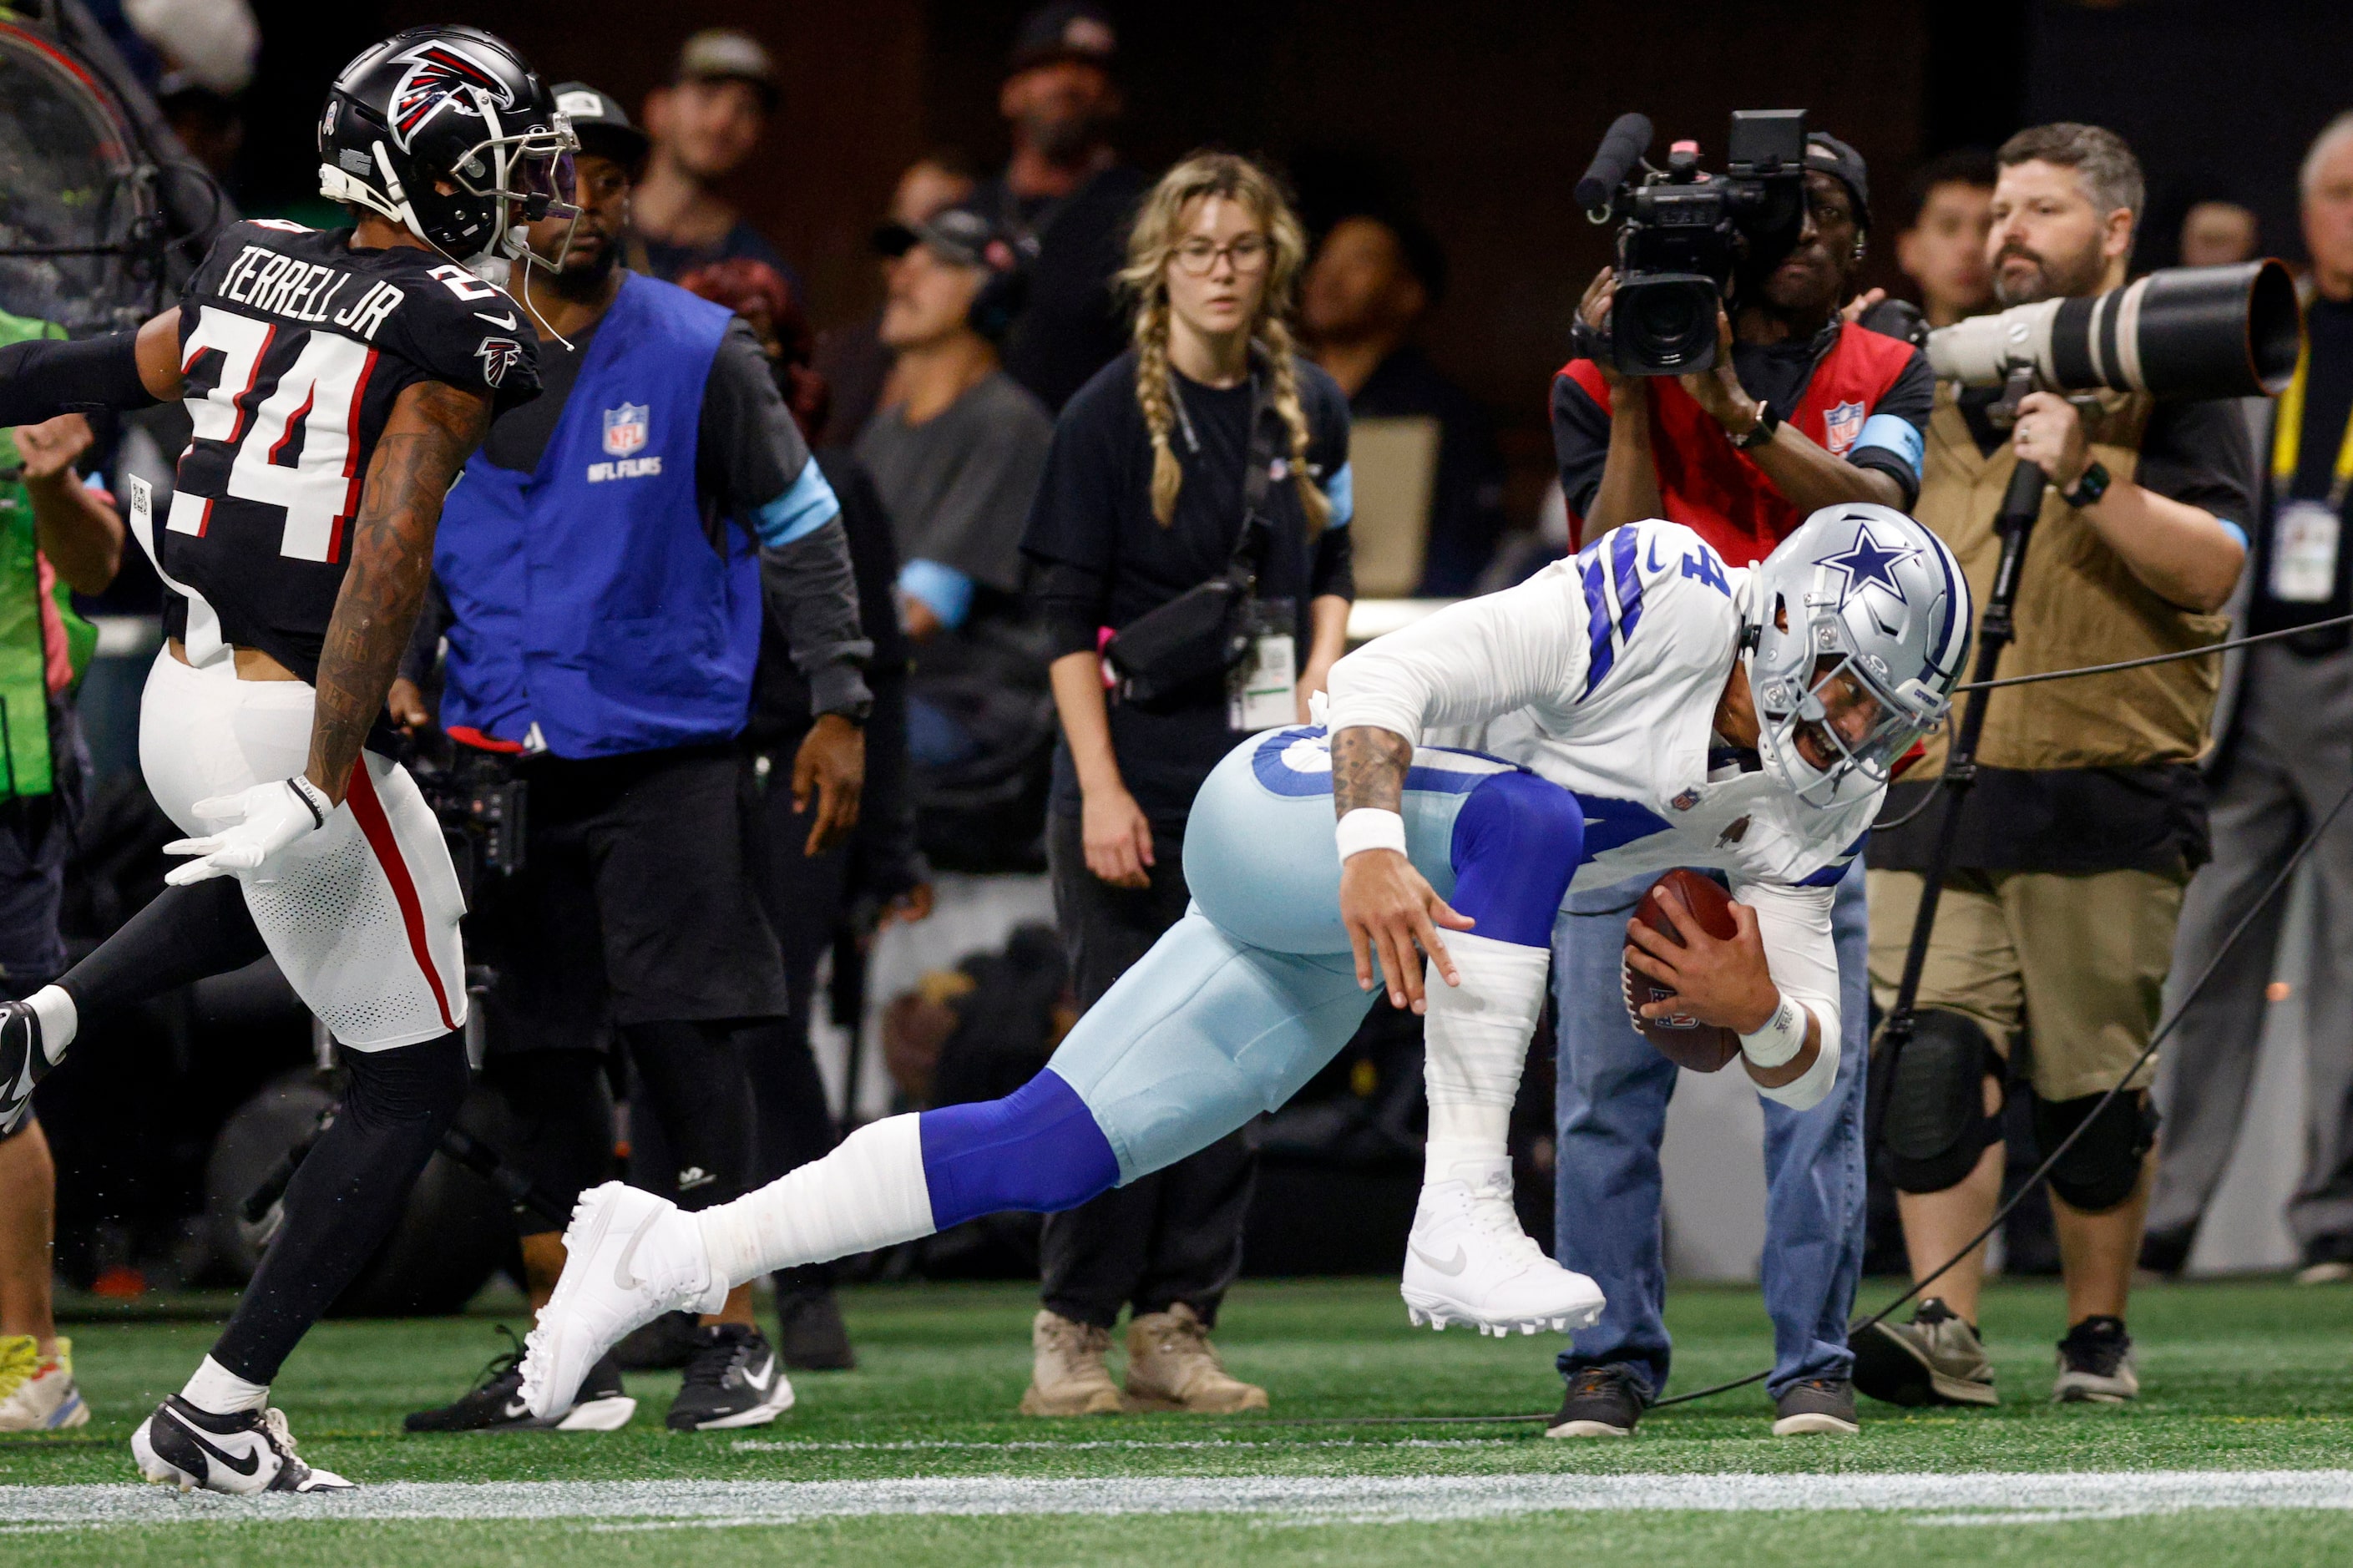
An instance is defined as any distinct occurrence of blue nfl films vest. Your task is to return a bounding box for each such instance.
[437,272,757,758]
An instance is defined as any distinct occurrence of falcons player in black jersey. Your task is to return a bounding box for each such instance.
[0,26,574,1492]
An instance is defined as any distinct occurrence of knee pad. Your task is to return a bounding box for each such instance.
[919,1069,1121,1225]
[1449,771,1585,948]
[1883,1009,2002,1194]
[2032,1089,2156,1213]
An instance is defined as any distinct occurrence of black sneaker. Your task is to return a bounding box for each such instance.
[1772,1376,1860,1436]
[2053,1315,2138,1404]
[0,1000,49,1136]
[131,1397,354,1494]
[404,1328,635,1433]
[614,1309,701,1371]
[2138,1226,2194,1278]
[665,1323,794,1431]
[1546,1363,1646,1438]
[776,1284,857,1372]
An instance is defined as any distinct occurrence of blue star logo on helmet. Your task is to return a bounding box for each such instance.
[1819,524,1920,610]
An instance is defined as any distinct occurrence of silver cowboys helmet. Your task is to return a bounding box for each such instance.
[1743,503,1973,810]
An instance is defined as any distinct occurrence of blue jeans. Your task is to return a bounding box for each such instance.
[1551,860,1870,1402]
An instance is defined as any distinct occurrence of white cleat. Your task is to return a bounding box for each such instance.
[130,1399,354,1494]
[1400,1166,1605,1337]
[519,1182,722,1423]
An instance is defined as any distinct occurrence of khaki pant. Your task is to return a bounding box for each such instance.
[1867,867,2187,1101]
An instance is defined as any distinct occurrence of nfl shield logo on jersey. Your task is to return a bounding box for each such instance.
[603,403,650,458]
[1822,399,1866,458]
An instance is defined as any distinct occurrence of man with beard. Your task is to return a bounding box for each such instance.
[973,3,1150,412]
[1858,124,2253,1410]
[1539,133,1933,1442]
[396,84,873,1435]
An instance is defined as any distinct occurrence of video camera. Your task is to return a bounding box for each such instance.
[1572,109,1811,377]
[1927,259,2301,402]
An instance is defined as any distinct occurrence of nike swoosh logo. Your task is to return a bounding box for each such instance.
[742,1355,775,1393]
[502,1396,532,1419]
[611,1207,666,1292]
[169,1413,262,1476]
[1412,1242,1468,1277]
[1647,536,1666,573]
[473,310,519,329]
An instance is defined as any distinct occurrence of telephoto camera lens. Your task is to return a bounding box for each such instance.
[1927,259,2300,401]
[1615,274,1723,374]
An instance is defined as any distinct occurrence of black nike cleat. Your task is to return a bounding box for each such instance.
[0,1000,51,1137]
[404,1328,635,1433]
[665,1323,793,1430]
[131,1397,355,1494]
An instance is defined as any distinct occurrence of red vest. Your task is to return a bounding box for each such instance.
[1560,322,1919,566]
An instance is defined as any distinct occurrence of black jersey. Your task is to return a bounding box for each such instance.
[151,220,541,683]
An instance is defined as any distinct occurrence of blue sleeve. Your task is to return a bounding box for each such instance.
[1853,413,1925,482]
[2215,518,2249,552]
[751,459,841,548]
[1321,460,1354,529]
[898,559,974,630]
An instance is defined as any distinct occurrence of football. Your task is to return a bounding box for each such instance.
[1622,868,1743,1073]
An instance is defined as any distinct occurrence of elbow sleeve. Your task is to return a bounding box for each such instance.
[0,331,159,425]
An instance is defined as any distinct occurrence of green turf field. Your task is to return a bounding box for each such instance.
[6,1276,2353,1565]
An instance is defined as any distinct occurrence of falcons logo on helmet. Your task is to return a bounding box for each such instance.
[389,40,514,150]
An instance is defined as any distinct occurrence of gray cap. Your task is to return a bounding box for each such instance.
[675,28,778,109]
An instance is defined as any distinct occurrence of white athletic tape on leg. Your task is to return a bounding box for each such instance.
[693,1114,934,1287]
[1420,933,1550,1179]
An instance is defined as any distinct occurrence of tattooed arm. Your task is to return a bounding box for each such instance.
[1332,724,1471,1012]
[306,379,491,804]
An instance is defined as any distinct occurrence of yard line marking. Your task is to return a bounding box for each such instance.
[5,1470,2353,1526]
[729,1439,1503,1452]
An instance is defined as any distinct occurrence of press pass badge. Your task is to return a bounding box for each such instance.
[1228,610,1297,732]
[2270,498,2340,604]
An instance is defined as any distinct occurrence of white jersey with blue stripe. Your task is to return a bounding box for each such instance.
[1324,518,1878,897]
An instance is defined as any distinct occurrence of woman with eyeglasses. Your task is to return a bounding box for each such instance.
[1015,152,1355,1417]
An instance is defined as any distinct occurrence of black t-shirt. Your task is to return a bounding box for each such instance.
[1349,344,1508,596]
[1023,351,1354,826]
[2249,296,2353,646]
[1551,321,1938,520]
[979,164,1150,414]
[1871,386,2258,878]
[478,303,810,532]
[164,221,541,684]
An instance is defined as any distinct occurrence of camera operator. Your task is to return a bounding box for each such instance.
[1543,133,1928,1442]
[2144,114,2353,1282]
[393,87,869,1435]
[1858,124,2254,1409]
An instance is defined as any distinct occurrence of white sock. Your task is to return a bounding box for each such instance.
[28,985,75,1063]
[694,1114,935,1287]
[181,1355,268,1415]
[1422,933,1551,1187]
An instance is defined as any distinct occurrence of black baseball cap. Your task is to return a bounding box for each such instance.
[873,202,1035,276]
[1806,132,1871,230]
[553,83,650,169]
[1008,3,1117,74]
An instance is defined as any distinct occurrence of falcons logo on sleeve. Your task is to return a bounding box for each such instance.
[475,336,524,388]
[389,41,514,149]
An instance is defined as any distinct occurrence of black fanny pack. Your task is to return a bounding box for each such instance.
[1102,379,1278,706]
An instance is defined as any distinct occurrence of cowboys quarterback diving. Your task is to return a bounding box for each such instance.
[0,26,570,1491]
[520,499,1972,1424]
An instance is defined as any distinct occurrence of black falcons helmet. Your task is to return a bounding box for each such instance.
[316,26,578,262]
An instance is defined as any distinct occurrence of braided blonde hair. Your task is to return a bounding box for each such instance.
[1117,152,1328,533]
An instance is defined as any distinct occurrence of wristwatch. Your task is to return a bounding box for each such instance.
[2062,460,2111,508]
[1732,402,1780,451]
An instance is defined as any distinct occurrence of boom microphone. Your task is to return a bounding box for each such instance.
[1575,113,1653,217]
[1928,259,2302,401]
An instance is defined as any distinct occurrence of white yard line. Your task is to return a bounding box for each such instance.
[3,1470,2353,1527]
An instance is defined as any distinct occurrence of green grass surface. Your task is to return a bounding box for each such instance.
[6,1276,2353,1565]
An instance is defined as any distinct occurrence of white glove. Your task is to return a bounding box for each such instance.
[164,776,333,885]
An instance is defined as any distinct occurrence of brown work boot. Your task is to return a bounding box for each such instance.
[1123,1302,1268,1413]
[1018,1309,1124,1416]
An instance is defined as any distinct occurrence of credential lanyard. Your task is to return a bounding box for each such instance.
[2272,339,2353,510]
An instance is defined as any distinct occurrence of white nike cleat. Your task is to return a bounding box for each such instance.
[1401,1165,1606,1336]
[130,1398,354,1494]
[519,1182,723,1422]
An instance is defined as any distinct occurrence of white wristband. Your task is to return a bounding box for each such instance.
[1738,994,1806,1069]
[1334,807,1408,862]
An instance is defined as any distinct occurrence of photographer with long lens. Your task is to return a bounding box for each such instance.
[1859,124,2259,1410]
[1544,124,1932,1441]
